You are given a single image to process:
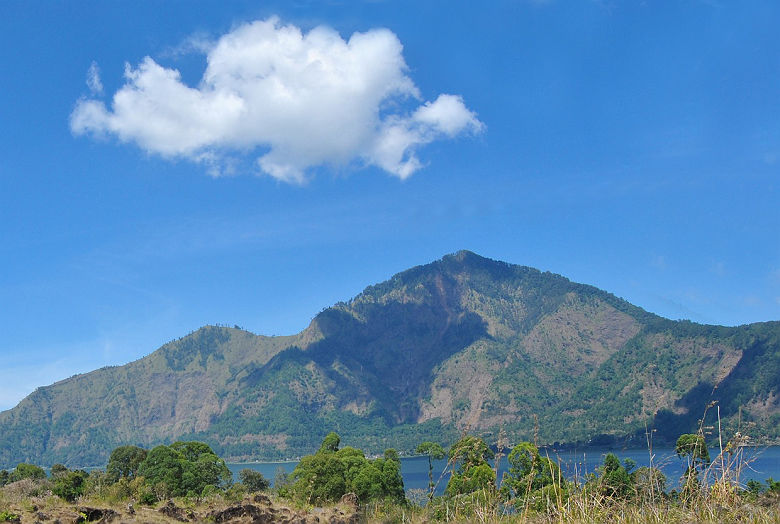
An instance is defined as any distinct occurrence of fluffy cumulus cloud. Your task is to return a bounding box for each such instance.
[70,17,483,183]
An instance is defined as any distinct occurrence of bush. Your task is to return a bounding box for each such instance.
[598,453,634,499]
[52,469,89,502]
[136,441,231,502]
[287,433,405,505]
[239,469,270,492]
[8,463,45,483]
[1,478,51,501]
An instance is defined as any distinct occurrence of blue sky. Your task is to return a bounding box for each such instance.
[1,0,778,411]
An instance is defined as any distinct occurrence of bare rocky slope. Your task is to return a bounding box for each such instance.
[1,250,778,467]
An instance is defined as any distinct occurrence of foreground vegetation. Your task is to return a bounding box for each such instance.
[1,430,779,523]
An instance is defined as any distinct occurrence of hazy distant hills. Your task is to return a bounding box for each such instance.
[2,250,779,467]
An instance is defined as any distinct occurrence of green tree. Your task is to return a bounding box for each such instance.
[500,441,565,510]
[288,433,405,505]
[291,450,347,504]
[598,453,633,499]
[52,469,89,502]
[9,463,46,482]
[137,445,183,499]
[0,470,8,487]
[107,445,148,482]
[445,436,495,497]
[675,434,710,467]
[376,450,405,503]
[448,436,494,471]
[239,469,270,492]
[768,477,780,493]
[170,441,214,462]
[50,464,68,477]
[187,449,232,495]
[675,433,710,497]
[320,432,340,453]
[136,441,230,500]
[416,441,445,502]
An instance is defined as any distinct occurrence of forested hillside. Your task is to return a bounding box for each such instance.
[1,251,778,467]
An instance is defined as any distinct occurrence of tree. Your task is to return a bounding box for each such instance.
[9,463,46,482]
[239,469,270,492]
[136,441,230,500]
[106,445,148,482]
[0,470,8,487]
[675,433,710,497]
[448,436,494,472]
[376,450,405,503]
[291,450,347,504]
[137,445,184,499]
[320,432,341,453]
[416,441,445,502]
[445,436,496,497]
[288,433,405,505]
[170,441,215,462]
[52,469,89,502]
[675,434,710,467]
[50,464,68,477]
[597,453,633,499]
[500,441,565,510]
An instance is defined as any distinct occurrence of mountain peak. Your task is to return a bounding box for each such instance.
[1,252,778,468]
[446,249,481,262]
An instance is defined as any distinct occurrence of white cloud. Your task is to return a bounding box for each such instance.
[86,61,103,94]
[70,17,483,183]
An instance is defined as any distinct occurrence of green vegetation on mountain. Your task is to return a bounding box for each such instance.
[1,250,779,467]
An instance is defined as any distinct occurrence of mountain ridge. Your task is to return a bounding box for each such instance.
[1,250,778,468]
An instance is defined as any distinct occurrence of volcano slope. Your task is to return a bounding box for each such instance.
[1,250,778,467]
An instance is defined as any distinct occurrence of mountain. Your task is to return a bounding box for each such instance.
[1,251,779,468]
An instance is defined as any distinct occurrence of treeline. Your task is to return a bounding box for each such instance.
[2,431,780,522]
[0,441,234,504]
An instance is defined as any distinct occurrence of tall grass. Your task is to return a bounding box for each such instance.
[366,410,780,524]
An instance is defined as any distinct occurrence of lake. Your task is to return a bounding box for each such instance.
[228,445,780,494]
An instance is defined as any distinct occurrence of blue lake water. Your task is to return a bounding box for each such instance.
[228,446,780,494]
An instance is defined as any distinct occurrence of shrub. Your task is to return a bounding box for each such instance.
[598,453,634,499]
[0,511,21,522]
[52,469,89,502]
[238,469,270,492]
[136,441,231,502]
[1,478,51,501]
[8,464,45,483]
[287,433,405,505]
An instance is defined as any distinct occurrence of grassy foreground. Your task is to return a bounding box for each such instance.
[2,429,780,523]
[0,485,360,523]
[1,482,779,523]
